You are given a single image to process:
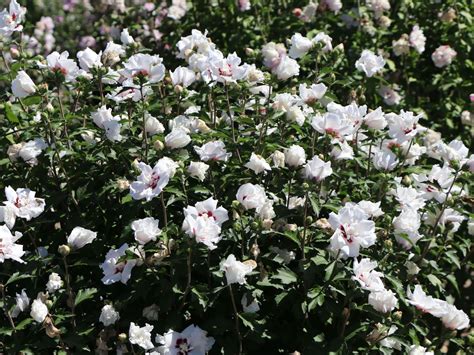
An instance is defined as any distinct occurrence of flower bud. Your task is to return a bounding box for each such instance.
[250,221,259,230]
[250,243,260,259]
[261,219,273,230]
[284,224,297,232]
[45,300,53,308]
[117,333,127,343]
[46,103,54,112]
[153,140,164,151]
[402,175,412,186]
[231,200,240,209]
[305,216,313,225]
[174,85,184,94]
[384,239,393,249]
[58,244,70,256]
[302,182,310,190]
[117,179,130,191]
[245,47,254,56]
[393,310,402,321]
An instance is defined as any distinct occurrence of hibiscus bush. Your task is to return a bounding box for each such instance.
[0,0,472,354]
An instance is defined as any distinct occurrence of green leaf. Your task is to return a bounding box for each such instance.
[4,103,19,123]
[272,268,297,284]
[6,272,32,286]
[74,288,97,306]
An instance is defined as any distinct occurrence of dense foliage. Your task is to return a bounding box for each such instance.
[0,1,472,354]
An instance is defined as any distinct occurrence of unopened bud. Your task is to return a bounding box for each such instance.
[250,243,260,259]
[231,200,240,209]
[305,216,313,225]
[302,182,310,190]
[46,103,54,112]
[250,221,259,230]
[174,85,184,94]
[154,140,164,151]
[117,333,127,343]
[393,310,402,321]
[384,239,393,249]
[245,47,254,56]
[117,179,130,191]
[402,175,412,186]
[58,244,70,256]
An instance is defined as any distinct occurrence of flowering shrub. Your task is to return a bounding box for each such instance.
[0,0,472,354]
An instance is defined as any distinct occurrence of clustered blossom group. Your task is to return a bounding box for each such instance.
[0,0,472,353]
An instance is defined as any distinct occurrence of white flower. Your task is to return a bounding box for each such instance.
[364,107,387,130]
[236,183,267,211]
[366,0,390,18]
[181,198,227,249]
[245,153,271,174]
[368,289,398,313]
[406,285,445,316]
[0,0,26,37]
[91,105,122,142]
[405,260,420,276]
[409,25,426,53]
[431,45,456,68]
[165,128,191,149]
[303,156,332,181]
[30,298,48,323]
[100,243,137,285]
[328,204,376,258]
[194,140,231,162]
[99,305,120,326]
[168,0,188,20]
[67,227,97,249]
[377,86,402,106]
[313,32,333,52]
[18,138,48,165]
[372,149,398,171]
[425,208,466,233]
[439,304,470,330]
[357,201,383,218]
[355,49,385,77]
[220,254,255,285]
[121,53,166,83]
[131,217,161,245]
[241,294,260,313]
[352,258,384,291]
[311,112,353,139]
[387,110,424,143]
[393,186,425,211]
[45,51,80,82]
[46,272,63,293]
[187,162,209,181]
[409,345,434,355]
[284,145,306,167]
[11,289,29,318]
[77,47,102,71]
[0,225,25,263]
[170,66,196,87]
[299,83,327,104]
[1,186,45,229]
[286,106,305,126]
[129,322,154,350]
[273,55,300,80]
[271,150,285,168]
[269,246,296,264]
[261,42,286,69]
[155,324,215,355]
[130,161,171,201]
[288,33,313,59]
[120,28,135,46]
[145,113,165,135]
[102,41,124,65]
[325,0,342,13]
[11,71,36,98]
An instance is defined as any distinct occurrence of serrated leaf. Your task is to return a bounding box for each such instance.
[74,288,97,306]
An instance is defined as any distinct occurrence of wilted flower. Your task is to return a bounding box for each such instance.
[99,304,120,326]
[129,322,154,350]
[431,45,457,68]
[30,298,48,323]
[46,272,63,293]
